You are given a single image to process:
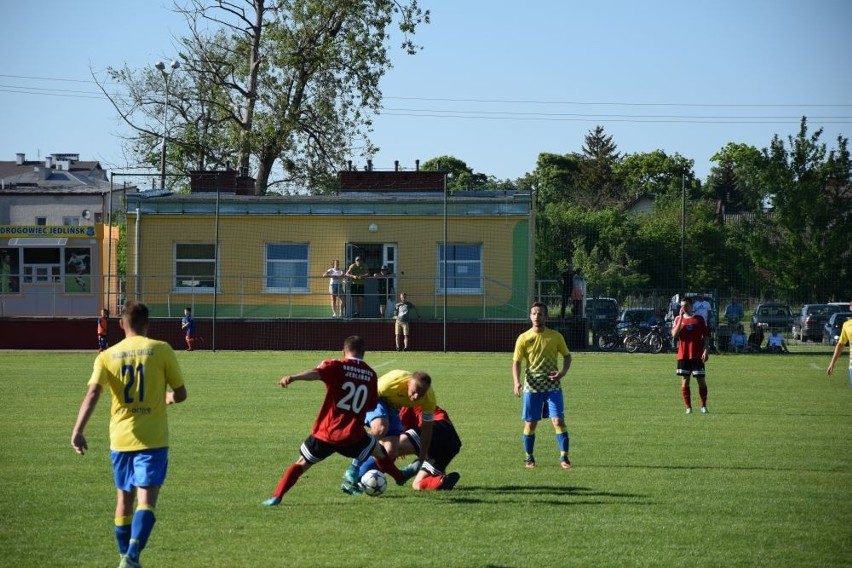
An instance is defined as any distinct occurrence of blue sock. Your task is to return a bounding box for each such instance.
[358,457,377,479]
[114,516,132,555]
[522,433,535,456]
[126,507,156,561]
[556,431,569,453]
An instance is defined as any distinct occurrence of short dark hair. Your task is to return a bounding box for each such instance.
[531,301,548,315]
[344,335,365,357]
[412,371,432,388]
[122,301,149,333]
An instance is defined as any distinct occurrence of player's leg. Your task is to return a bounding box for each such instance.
[696,371,708,413]
[346,408,392,483]
[111,451,136,560]
[411,421,462,490]
[521,392,544,468]
[265,438,323,505]
[677,360,693,413]
[123,448,168,565]
[394,321,402,351]
[547,391,570,469]
[185,333,193,351]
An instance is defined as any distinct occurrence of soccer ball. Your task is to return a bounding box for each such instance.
[360,469,387,497]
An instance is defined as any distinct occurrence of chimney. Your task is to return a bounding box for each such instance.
[16,153,25,165]
[367,159,373,171]
[415,159,420,171]
[394,160,399,171]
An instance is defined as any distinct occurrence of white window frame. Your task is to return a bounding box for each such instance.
[265,243,309,293]
[174,243,217,292]
[436,243,483,295]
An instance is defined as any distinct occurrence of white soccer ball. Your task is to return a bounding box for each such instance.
[360,469,387,497]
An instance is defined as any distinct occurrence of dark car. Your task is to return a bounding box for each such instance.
[585,297,619,331]
[617,308,657,332]
[823,312,852,345]
[793,304,842,342]
[750,303,794,333]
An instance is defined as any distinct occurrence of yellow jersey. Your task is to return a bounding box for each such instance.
[513,327,570,393]
[377,369,437,420]
[88,335,185,451]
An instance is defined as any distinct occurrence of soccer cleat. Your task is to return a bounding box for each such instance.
[440,472,461,490]
[685,408,693,415]
[524,455,536,469]
[343,465,359,485]
[340,480,363,495]
[560,457,572,470]
[262,497,281,507]
[118,555,141,568]
[396,462,420,486]
[700,406,709,415]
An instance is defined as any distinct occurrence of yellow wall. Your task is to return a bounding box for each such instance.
[128,213,522,309]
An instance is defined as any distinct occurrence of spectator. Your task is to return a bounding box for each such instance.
[747,324,766,352]
[724,299,744,325]
[766,330,789,353]
[345,257,368,317]
[393,292,421,351]
[322,259,345,318]
[375,265,393,318]
[729,325,747,353]
[571,269,586,318]
[693,296,712,326]
[97,308,109,353]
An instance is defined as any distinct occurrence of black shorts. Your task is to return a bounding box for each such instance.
[676,358,706,377]
[404,420,462,474]
[299,434,376,465]
[350,284,365,297]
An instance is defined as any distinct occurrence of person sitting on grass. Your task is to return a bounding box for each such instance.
[765,330,789,354]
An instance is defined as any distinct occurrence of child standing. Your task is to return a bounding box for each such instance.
[181,307,203,351]
[97,308,109,352]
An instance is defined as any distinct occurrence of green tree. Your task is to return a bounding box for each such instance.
[707,143,766,213]
[99,0,430,194]
[574,125,624,208]
[420,155,487,192]
[750,118,852,301]
[616,150,699,202]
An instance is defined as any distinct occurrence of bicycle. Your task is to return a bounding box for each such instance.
[624,324,667,354]
[595,325,621,351]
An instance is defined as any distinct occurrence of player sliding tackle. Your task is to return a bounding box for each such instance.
[262,336,405,506]
[343,369,460,492]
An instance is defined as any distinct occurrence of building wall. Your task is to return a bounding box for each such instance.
[126,212,529,318]
[4,194,106,225]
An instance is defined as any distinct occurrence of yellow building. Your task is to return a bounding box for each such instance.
[125,173,533,320]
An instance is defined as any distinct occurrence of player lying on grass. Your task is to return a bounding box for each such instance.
[395,404,461,491]
[263,336,405,506]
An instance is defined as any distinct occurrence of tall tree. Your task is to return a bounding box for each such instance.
[573,125,623,208]
[750,118,852,301]
[706,143,766,213]
[616,150,699,202]
[99,0,430,194]
[420,155,488,192]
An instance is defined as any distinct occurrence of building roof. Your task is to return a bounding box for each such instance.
[0,153,111,194]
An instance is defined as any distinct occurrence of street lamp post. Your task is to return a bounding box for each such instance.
[154,60,180,189]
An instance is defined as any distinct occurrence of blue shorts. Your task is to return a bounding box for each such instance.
[111,447,169,492]
[521,390,564,422]
[364,400,403,436]
[329,282,341,295]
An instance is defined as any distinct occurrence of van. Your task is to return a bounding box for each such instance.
[585,297,619,330]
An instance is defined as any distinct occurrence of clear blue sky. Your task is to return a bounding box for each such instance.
[2,0,850,183]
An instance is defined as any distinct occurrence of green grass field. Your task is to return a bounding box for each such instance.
[1,349,850,567]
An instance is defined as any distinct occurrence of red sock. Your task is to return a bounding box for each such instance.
[375,456,404,483]
[272,463,303,499]
[416,474,443,491]
[681,386,692,408]
[186,337,193,350]
[698,385,708,407]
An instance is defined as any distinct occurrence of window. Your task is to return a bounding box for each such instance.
[63,217,80,226]
[266,243,308,292]
[35,217,47,226]
[437,244,482,294]
[174,244,216,291]
[22,247,61,284]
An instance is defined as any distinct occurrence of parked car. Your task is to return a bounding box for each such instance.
[823,312,852,345]
[617,308,657,332]
[793,304,843,342]
[750,303,794,333]
[585,297,619,331]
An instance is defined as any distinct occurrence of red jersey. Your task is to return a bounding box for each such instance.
[399,405,449,429]
[311,357,378,445]
[673,314,709,360]
[97,316,108,336]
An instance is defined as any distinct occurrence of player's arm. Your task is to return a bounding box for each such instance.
[279,369,321,388]
[166,385,188,405]
[550,352,571,381]
[671,315,683,338]
[417,418,434,463]
[827,338,847,376]
[71,384,102,455]
[511,360,523,397]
